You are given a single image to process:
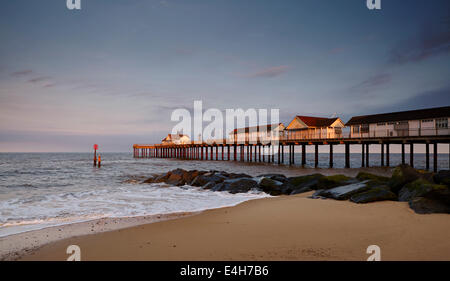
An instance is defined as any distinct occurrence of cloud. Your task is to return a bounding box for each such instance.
[389,25,450,64]
[347,84,450,118]
[10,70,32,76]
[240,65,291,78]
[350,73,392,94]
[329,47,344,54]
[43,83,56,88]
[28,76,51,83]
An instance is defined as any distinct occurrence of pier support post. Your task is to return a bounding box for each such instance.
[233,145,237,161]
[272,145,274,163]
[278,145,281,164]
[259,145,261,162]
[425,143,430,170]
[433,143,438,172]
[329,144,333,168]
[381,143,384,166]
[410,143,414,168]
[302,144,306,166]
[315,144,319,168]
[263,146,265,162]
[361,143,365,167]
[281,145,284,164]
[401,143,405,165]
[254,145,257,162]
[292,145,295,164]
[366,143,369,167]
[386,143,390,167]
[288,145,292,165]
[246,145,249,162]
[345,143,350,168]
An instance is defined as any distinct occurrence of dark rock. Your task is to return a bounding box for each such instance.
[257,174,288,183]
[350,187,397,203]
[388,164,433,193]
[227,173,252,179]
[433,170,450,186]
[282,174,324,194]
[320,181,370,200]
[309,189,326,199]
[290,186,315,195]
[356,172,389,183]
[215,178,259,194]
[153,173,170,183]
[409,197,450,214]
[191,174,226,187]
[183,170,204,185]
[143,176,156,183]
[202,181,217,190]
[258,177,284,195]
[317,175,353,190]
[166,168,187,186]
[398,179,448,202]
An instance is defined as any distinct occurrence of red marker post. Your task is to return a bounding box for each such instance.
[93,144,98,167]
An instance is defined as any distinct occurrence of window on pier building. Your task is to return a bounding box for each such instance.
[361,124,369,133]
[352,126,360,133]
[436,118,448,129]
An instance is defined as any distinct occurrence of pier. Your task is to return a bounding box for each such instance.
[133,133,450,172]
[133,107,450,172]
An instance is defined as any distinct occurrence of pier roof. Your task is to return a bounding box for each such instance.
[346,106,450,126]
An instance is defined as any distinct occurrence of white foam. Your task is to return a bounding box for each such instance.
[0,183,269,237]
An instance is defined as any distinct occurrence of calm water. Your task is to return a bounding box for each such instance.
[0,152,448,237]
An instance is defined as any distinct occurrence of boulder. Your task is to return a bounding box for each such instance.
[309,189,326,199]
[214,178,259,194]
[153,173,170,183]
[257,173,288,183]
[258,177,284,195]
[350,187,397,203]
[356,172,389,183]
[227,173,252,179]
[398,179,448,202]
[319,181,370,200]
[283,174,324,194]
[202,181,217,190]
[409,197,450,214]
[191,174,226,187]
[166,169,187,186]
[316,175,353,190]
[143,176,156,183]
[183,170,205,185]
[388,164,424,193]
[433,170,450,186]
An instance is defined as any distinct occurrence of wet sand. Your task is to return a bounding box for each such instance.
[0,212,195,261]
[19,192,450,261]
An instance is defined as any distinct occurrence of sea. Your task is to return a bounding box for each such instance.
[0,152,448,237]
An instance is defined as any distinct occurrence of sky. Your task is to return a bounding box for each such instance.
[0,0,449,152]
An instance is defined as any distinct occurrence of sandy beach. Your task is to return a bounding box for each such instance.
[18,192,450,261]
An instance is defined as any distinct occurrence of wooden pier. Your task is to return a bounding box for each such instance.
[133,134,450,172]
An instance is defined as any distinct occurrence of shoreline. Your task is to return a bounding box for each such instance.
[0,212,197,261]
[18,192,450,261]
